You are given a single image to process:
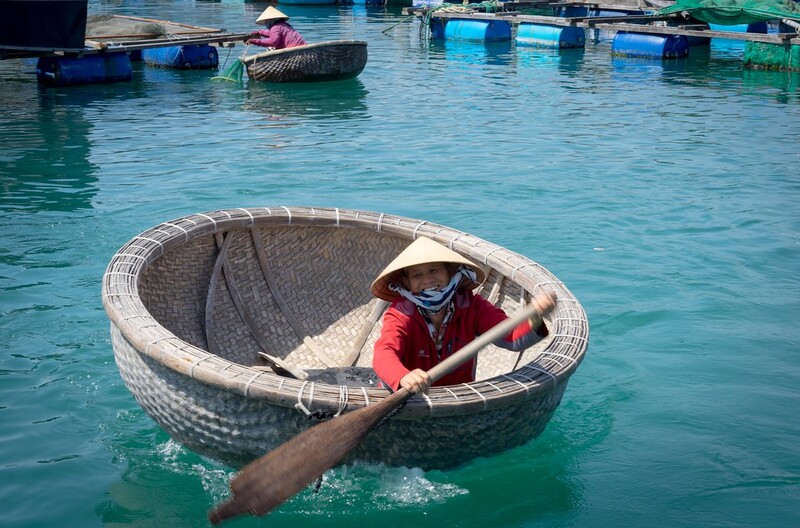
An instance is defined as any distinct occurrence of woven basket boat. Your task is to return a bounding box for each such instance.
[102,207,588,470]
[242,40,367,83]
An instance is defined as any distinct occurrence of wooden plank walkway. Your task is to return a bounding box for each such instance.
[0,15,248,60]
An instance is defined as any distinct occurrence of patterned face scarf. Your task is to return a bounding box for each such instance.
[389,265,478,313]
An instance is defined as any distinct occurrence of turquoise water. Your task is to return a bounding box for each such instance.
[2,1,799,527]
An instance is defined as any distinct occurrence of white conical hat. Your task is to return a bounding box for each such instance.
[370,237,486,301]
[255,6,289,25]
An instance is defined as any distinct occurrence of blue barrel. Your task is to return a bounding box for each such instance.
[592,8,646,17]
[675,22,711,46]
[278,0,336,4]
[36,52,132,86]
[430,18,447,40]
[141,44,219,69]
[555,6,589,16]
[516,23,585,48]
[708,22,768,34]
[444,19,511,42]
[612,32,689,59]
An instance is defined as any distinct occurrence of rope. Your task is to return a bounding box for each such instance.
[295,384,351,495]
[211,44,249,82]
[421,1,504,28]
[382,1,503,34]
[336,385,349,417]
[294,382,350,422]
[382,14,418,34]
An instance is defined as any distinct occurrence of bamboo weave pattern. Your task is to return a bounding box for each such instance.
[243,41,368,82]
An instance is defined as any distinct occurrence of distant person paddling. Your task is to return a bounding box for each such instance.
[245,6,307,50]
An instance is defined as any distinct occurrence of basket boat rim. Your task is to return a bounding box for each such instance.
[241,40,368,65]
[102,206,589,416]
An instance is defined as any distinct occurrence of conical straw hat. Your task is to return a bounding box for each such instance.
[256,6,289,25]
[370,237,486,301]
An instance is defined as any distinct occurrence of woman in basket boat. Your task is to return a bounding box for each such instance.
[371,237,556,395]
[246,7,306,50]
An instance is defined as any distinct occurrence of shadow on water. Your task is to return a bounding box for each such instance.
[100,429,580,527]
[0,60,99,213]
[241,78,369,120]
[98,433,229,528]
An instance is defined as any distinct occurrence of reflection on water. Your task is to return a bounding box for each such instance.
[0,61,99,213]
[430,39,514,68]
[515,45,586,74]
[242,78,369,119]
[740,68,800,103]
[607,42,800,104]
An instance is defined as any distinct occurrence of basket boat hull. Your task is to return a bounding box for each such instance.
[102,207,589,470]
[243,40,368,83]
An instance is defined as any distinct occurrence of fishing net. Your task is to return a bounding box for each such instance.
[658,0,800,25]
[212,58,245,82]
[86,14,168,38]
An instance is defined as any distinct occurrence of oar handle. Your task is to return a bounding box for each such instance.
[426,301,546,384]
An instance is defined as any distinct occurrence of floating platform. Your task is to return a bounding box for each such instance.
[1,14,247,85]
[36,51,133,86]
[405,4,800,70]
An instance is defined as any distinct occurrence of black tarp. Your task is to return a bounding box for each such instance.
[0,0,88,49]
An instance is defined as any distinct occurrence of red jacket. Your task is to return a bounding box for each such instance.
[248,22,306,49]
[372,291,547,390]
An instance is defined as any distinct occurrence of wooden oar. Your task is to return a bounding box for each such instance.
[208,298,553,525]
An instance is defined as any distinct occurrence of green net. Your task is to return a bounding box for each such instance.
[658,0,800,25]
[212,59,245,83]
[744,40,800,69]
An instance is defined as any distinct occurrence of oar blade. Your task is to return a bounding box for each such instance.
[208,389,410,525]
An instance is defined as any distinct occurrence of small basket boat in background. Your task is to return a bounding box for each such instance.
[242,40,368,82]
[102,207,588,470]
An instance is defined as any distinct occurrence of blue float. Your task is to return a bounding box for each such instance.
[516,23,585,48]
[430,18,447,40]
[555,5,589,16]
[671,22,711,46]
[278,0,336,4]
[706,22,768,52]
[141,44,219,69]
[592,8,646,17]
[444,19,511,42]
[708,22,768,34]
[36,52,133,86]
[612,32,689,59]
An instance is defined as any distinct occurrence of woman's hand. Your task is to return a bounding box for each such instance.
[529,291,557,328]
[399,369,431,395]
